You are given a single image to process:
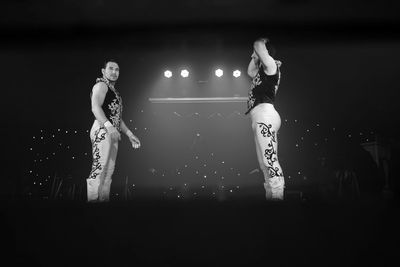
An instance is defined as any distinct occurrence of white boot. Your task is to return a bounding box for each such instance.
[87,178,100,202]
[266,176,285,200]
[264,182,273,199]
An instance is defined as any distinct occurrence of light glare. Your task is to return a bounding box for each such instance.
[181,69,189,78]
[164,70,172,78]
[215,69,223,77]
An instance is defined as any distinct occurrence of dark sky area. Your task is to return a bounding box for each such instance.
[3,0,399,131]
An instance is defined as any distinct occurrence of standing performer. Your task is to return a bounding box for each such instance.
[87,60,141,202]
[246,38,285,200]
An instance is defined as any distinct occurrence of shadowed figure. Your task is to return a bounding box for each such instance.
[328,140,382,200]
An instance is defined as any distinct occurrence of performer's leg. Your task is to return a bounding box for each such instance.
[98,140,118,202]
[254,135,273,199]
[87,124,112,202]
[253,119,285,200]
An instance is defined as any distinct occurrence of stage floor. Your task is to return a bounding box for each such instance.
[2,198,399,267]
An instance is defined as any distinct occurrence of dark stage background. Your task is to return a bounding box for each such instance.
[2,1,400,266]
[4,23,400,201]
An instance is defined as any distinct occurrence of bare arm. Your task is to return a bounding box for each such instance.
[247,57,258,78]
[91,82,109,125]
[254,41,277,76]
[120,119,141,148]
[91,82,121,140]
[120,120,131,136]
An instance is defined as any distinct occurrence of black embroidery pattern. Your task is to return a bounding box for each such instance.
[88,127,107,180]
[257,122,283,178]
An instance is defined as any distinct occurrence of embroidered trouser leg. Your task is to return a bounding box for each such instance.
[251,105,285,200]
[87,121,119,202]
[99,139,118,202]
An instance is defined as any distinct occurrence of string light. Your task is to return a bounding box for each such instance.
[24,113,376,200]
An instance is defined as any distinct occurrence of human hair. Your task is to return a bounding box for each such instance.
[255,37,276,57]
[103,60,119,69]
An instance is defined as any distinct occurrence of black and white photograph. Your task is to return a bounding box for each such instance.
[2,0,400,266]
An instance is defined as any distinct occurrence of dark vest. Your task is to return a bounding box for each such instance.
[92,77,123,131]
[245,60,282,115]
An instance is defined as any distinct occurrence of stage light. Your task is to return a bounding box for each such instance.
[164,70,172,78]
[233,70,241,77]
[215,69,223,77]
[181,69,189,78]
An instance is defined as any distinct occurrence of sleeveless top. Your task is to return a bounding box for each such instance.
[91,77,123,132]
[245,60,282,115]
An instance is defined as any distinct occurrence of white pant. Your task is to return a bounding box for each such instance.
[87,120,119,202]
[250,104,285,200]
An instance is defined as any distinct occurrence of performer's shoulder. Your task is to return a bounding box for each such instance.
[95,77,109,85]
[92,79,109,93]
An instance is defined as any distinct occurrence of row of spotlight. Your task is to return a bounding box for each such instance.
[164,69,242,78]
